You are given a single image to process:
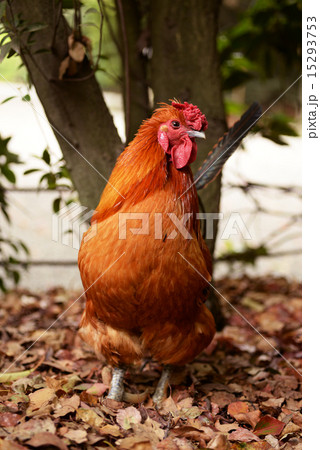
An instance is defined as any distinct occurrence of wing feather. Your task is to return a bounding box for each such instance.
[194,102,262,190]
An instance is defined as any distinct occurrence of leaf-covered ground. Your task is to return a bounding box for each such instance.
[0,276,301,449]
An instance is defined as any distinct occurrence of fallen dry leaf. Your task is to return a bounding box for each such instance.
[261,397,285,408]
[123,389,151,404]
[11,376,38,394]
[211,402,220,416]
[254,415,285,436]
[0,412,21,427]
[211,391,236,408]
[63,429,87,444]
[100,423,123,438]
[170,425,204,440]
[198,425,216,442]
[86,383,107,396]
[207,433,230,449]
[215,419,238,433]
[281,421,301,436]
[234,410,261,428]
[178,406,202,419]
[27,387,55,413]
[68,34,86,62]
[61,375,81,393]
[229,427,261,442]
[264,434,280,448]
[10,418,56,441]
[158,396,179,415]
[26,432,68,450]
[76,408,104,428]
[172,437,194,449]
[116,435,152,449]
[286,398,301,411]
[177,397,193,409]
[103,397,124,410]
[53,394,80,417]
[157,437,180,449]
[0,276,301,449]
[101,366,112,387]
[116,406,142,430]
[0,439,27,450]
[227,401,249,417]
[79,391,98,406]
[132,417,166,443]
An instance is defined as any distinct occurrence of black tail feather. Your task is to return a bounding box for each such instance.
[194,102,262,191]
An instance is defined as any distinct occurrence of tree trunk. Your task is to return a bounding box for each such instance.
[6,0,123,210]
[117,0,150,143]
[150,0,226,328]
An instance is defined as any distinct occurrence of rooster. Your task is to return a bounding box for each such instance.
[78,101,261,403]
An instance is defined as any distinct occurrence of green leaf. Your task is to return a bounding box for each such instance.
[0,34,10,46]
[0,368,35,383]
[58,166,71,180]
[1,207,10,223]
[24,168,41,175]
[40,172,56,188]
[8,241,18,252]
[0,278,6,293]
[22,94,31,102]
[53,197,61,213]
[7,48,17,59]
[8,256,19,264]
[1,96,16,104]
[12,270,20,284]
[1,165,16,183]
[42,148,51,165]
[19,241,30,255]
[0,136,11,153]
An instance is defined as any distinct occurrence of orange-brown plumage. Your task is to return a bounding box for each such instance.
[78,102,216,371]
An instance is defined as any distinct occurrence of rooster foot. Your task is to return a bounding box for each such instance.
[152,366,172,405]
[107,366,125,401]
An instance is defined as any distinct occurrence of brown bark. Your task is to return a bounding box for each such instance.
[117,0,150,143]
[6,0,123,210]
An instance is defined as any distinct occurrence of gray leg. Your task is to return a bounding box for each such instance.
[153,366,172,405]
[107,367,126,401]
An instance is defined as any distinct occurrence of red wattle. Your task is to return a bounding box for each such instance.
[171,136,195,169]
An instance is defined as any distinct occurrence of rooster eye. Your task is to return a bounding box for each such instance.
[171,120,180,129]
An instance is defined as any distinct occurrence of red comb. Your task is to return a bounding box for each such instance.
[172,101,208,131]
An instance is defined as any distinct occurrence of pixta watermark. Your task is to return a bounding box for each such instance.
[52,203,96,250]
[118,212,251,240]
[52,204,252,249]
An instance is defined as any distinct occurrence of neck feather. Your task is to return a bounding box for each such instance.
[93,127,199,225]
